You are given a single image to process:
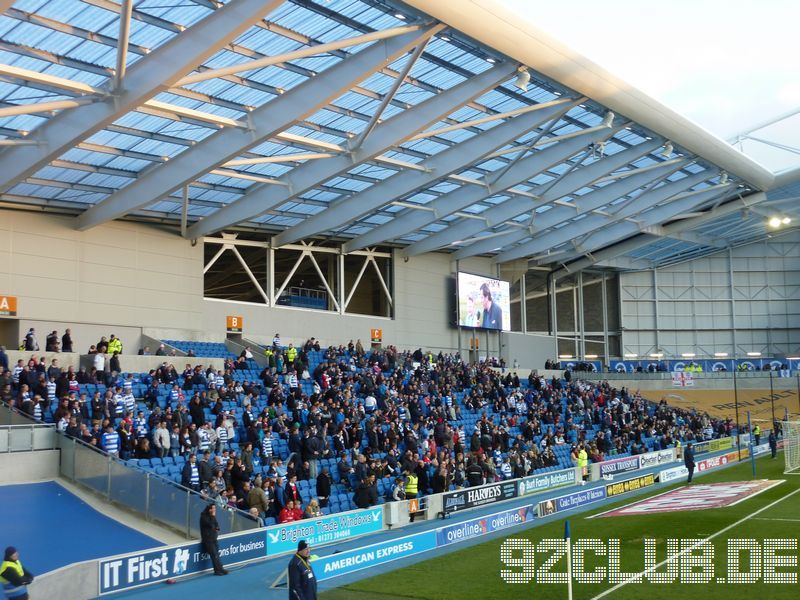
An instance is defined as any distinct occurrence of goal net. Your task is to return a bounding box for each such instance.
[783,421,800,475]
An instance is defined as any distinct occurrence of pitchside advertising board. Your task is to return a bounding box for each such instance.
[659,447,749,483]
[99,530,265,594]
[597,455,640,477]
[697,450,739,472]
[659,465,690,483]
[538,486,607,516]
[637,449,676,469]
[265,507,383,556]
[443,480,518,514]
[605,473,656,498]
[693,436,734,455]
[516,468,580,497]
[314,506,537,582]
[436,505,535,548]
[313,531,437,581]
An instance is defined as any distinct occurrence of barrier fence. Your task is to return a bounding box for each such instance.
[57,435,258,539]
[0,423,58,452]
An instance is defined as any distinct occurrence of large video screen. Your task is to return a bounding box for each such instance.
[457,272,510,331]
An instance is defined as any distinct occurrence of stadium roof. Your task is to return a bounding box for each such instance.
[0,0,796,272]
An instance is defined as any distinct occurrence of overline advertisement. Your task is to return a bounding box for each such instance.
[99,530,265,594]
[436,505,535,547]
[265,507,383,556]
[457,272,510,331]
[443,481,518,514]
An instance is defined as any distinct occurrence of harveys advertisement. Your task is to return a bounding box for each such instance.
[442,481,518,514]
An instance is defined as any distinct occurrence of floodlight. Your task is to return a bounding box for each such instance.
[514,67,530,92]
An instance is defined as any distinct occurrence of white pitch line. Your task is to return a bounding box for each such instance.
[588,486,800,600]
[753,517,800,522]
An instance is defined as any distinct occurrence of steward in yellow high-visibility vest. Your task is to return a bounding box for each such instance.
[404,471,419,523]
[108,336,122,355]
[0,547,33,600]
[286,345,298,364]
[404,472,418,498]
[577,447,588,480]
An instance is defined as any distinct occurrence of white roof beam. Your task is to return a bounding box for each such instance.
[187,59,513,240]
[175,24,422,86]
[495,173,718,262]
[403,136,660,257]
[77,25,439,230]
[340,98,580,252]
[0,97,97,118]
[539,184,736,267]
[0,63,104,95]
[548,191,767,276]
[454,158,690,260]
[640,226,726,248]
[0,0,284,193]
[594,256,654,270]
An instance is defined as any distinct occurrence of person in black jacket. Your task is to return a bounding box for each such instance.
[200,505,227,576]
[288,540,317,600]
[61,329,73,353]
[684,443,695,483]
[316,468,331,508]
[198,451,214,485]
[353,474,379,509]
[466,458,484,487]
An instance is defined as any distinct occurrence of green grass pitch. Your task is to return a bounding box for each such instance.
[321,454,799,600]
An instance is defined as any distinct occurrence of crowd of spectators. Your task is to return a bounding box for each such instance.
[0,334,740,525]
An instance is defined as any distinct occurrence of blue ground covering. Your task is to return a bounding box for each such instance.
[0,480,160,575]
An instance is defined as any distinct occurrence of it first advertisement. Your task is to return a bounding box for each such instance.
[99,530,265,594]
